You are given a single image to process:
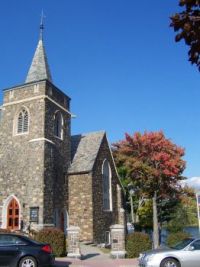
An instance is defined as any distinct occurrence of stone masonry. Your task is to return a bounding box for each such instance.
[68,133,124,243]
[0,79,71,230]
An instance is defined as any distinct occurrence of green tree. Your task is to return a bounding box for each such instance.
[167,186,197,232]
[137,199,153,229]
[113,131,186,248]
[170,0,200,70]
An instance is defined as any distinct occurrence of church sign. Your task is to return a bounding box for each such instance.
[30,207,39,223]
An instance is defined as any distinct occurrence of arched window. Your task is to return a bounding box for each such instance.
[102,160,112,211]
[54,111,63,139]
[17,108,29,134]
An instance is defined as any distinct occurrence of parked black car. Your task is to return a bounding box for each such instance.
[0,233,55,267]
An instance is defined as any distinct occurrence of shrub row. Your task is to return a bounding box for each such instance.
[126,232,152,258]
[34,228,66,257]
[125,231,191,258]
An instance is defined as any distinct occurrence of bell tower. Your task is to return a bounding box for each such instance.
[0,18,71,231]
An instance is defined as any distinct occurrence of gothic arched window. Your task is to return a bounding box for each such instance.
[54,111,63,139]
[17,108,29,134]
[102,160,112,211]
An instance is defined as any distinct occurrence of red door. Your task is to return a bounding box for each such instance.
[7,198,19,230]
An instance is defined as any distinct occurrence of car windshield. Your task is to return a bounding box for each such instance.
[170,238,195,250]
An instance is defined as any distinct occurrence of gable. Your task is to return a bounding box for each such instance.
[68,131,105,174]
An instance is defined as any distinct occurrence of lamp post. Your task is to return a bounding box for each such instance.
[196,192,200,234]
[153,191,159,249]
[128,185,135,224]
[129,189,135,224]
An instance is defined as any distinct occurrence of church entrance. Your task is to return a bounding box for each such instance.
[7,198,19,230]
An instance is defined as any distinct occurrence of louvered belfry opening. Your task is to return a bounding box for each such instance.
[17,108,29,134]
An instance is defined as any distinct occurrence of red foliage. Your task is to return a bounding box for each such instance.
[170,0,200,70]
[113,131,186,198]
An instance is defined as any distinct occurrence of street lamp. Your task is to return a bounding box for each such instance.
[128,184,135,224]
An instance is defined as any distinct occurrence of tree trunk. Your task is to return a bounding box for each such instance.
[153,191,159,249]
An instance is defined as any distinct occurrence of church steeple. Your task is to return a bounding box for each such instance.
[25,14,52,84]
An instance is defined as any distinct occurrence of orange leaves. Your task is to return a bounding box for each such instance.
[112,131,186,198]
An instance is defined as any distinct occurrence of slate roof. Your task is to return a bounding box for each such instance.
[68,131,105,174]
[25,39,52,83]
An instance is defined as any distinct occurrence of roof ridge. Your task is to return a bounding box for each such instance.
[71,130,106,137]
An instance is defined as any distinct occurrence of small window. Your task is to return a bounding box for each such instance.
[16,108,29,134]
[54,111,63,139]
[102,160,112,211]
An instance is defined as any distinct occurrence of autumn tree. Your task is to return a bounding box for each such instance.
[113,131,186,248]
[170,0,200,70]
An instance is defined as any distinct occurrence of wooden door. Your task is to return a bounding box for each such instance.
[7,198,19,230]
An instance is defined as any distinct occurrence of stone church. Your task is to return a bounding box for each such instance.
[0,28,124,244]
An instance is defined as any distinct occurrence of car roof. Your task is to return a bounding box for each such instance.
[0,233,24,237]
[0,233,45,245]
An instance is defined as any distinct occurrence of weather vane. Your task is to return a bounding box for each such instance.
[40,10,45,40]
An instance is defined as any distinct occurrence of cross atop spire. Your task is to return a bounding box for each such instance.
[25,13,53,84]
[39,10,45,40]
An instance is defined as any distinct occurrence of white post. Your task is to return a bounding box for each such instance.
[153,191,159,249]
[196,193,200,234]
[67,226,81,259]
[110,224,126,259]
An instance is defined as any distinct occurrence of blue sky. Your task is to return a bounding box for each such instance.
[0,1,199,178]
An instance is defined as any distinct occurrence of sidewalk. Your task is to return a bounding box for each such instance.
[55,243,138,267]
[55,257,138,267]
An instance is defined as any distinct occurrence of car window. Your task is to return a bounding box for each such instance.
[192,240,200,250]
[20,235,43,245]
[0,235,28,246]
[171,238,195,250]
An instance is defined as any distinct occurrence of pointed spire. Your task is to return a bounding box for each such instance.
[25,13,53,83]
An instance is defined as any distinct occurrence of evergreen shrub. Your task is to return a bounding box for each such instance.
[167,231,191,247]
[35,228,66,257]
[126,232,151,258]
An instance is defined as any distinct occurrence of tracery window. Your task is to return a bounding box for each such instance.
[17,108,29,134]
[102,160,112,211]
[54,111,63,139]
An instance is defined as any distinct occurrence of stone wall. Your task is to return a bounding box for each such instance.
[43,93,71,226]
[68,172,93,241]
[0,82,46,229]
[68,135,124,244]
[92,136,122,244]
[0,80,71,230]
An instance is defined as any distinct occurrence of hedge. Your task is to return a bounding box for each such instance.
[126,232,152,258]
[34,228,66,257]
